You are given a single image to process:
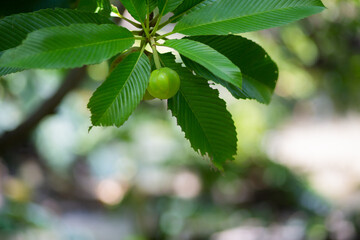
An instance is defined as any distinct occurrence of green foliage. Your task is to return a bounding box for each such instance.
[163,39,242,88]
[77,0,112,16]
[120,0,148,23]
[184,35,278,104]
[0,0,325,168]
[164,53,237,168]
[173,0,325,35]
[88,52,151,127]
[158,0,184,15]
[171,0,204,22]
[0,24,134,69]
[0,8,112,76]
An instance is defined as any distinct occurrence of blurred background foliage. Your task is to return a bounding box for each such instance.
[1,0,360,239]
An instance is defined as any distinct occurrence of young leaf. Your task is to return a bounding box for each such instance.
[120,0,147,23]
[184,35,278,104]
[0,24,134,69]
[162,53,237,168]
[88,52,151,127]
[173,0,325,35]
[158,0,184,15]
[77,0,112,16]
[0,8,113,76]
[163,39,242,88]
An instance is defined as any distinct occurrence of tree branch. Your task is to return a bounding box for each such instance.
[0,67,87,154]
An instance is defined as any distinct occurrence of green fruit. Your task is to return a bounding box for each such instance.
[147,67,180,99]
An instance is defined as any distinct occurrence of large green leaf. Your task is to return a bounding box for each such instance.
[120,0,147,23]
[162,53,237,168]
[0,67,19,77]
[0,24,134,69]
[163,39,242,88]
[149,0,158,13]
[0,8,113,76]
[173,0,325,35]
[77,0,112,16]
[184,35,278,104]
[158,0,184,15]
[88,52,151,127]
[171,0,205,22]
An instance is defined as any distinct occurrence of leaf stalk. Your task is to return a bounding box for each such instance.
[150,37,161,69]
[156,31,175,40]
[114,13,142,28]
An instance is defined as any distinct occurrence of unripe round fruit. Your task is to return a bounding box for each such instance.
[147,67,180,99]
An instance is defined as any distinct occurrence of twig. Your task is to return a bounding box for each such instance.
[0,67,87,154]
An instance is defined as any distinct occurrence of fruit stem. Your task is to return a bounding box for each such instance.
[150,37,161,69]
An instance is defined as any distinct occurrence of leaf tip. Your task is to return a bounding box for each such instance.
[211,161,224,172]
[88,125,93,133]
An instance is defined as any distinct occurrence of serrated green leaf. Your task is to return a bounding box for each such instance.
[78,0,112,16]
[88,52,151,127]
[173,0,325,35]
[0,24,134,69]
[158,0,184,15]
[120,0,147,23]
[185,35,278,104]
[0,8,113,76]
[0,67,21,77]
[0,8,112,52]
[163,39,242,88]
[162,53,237,168]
